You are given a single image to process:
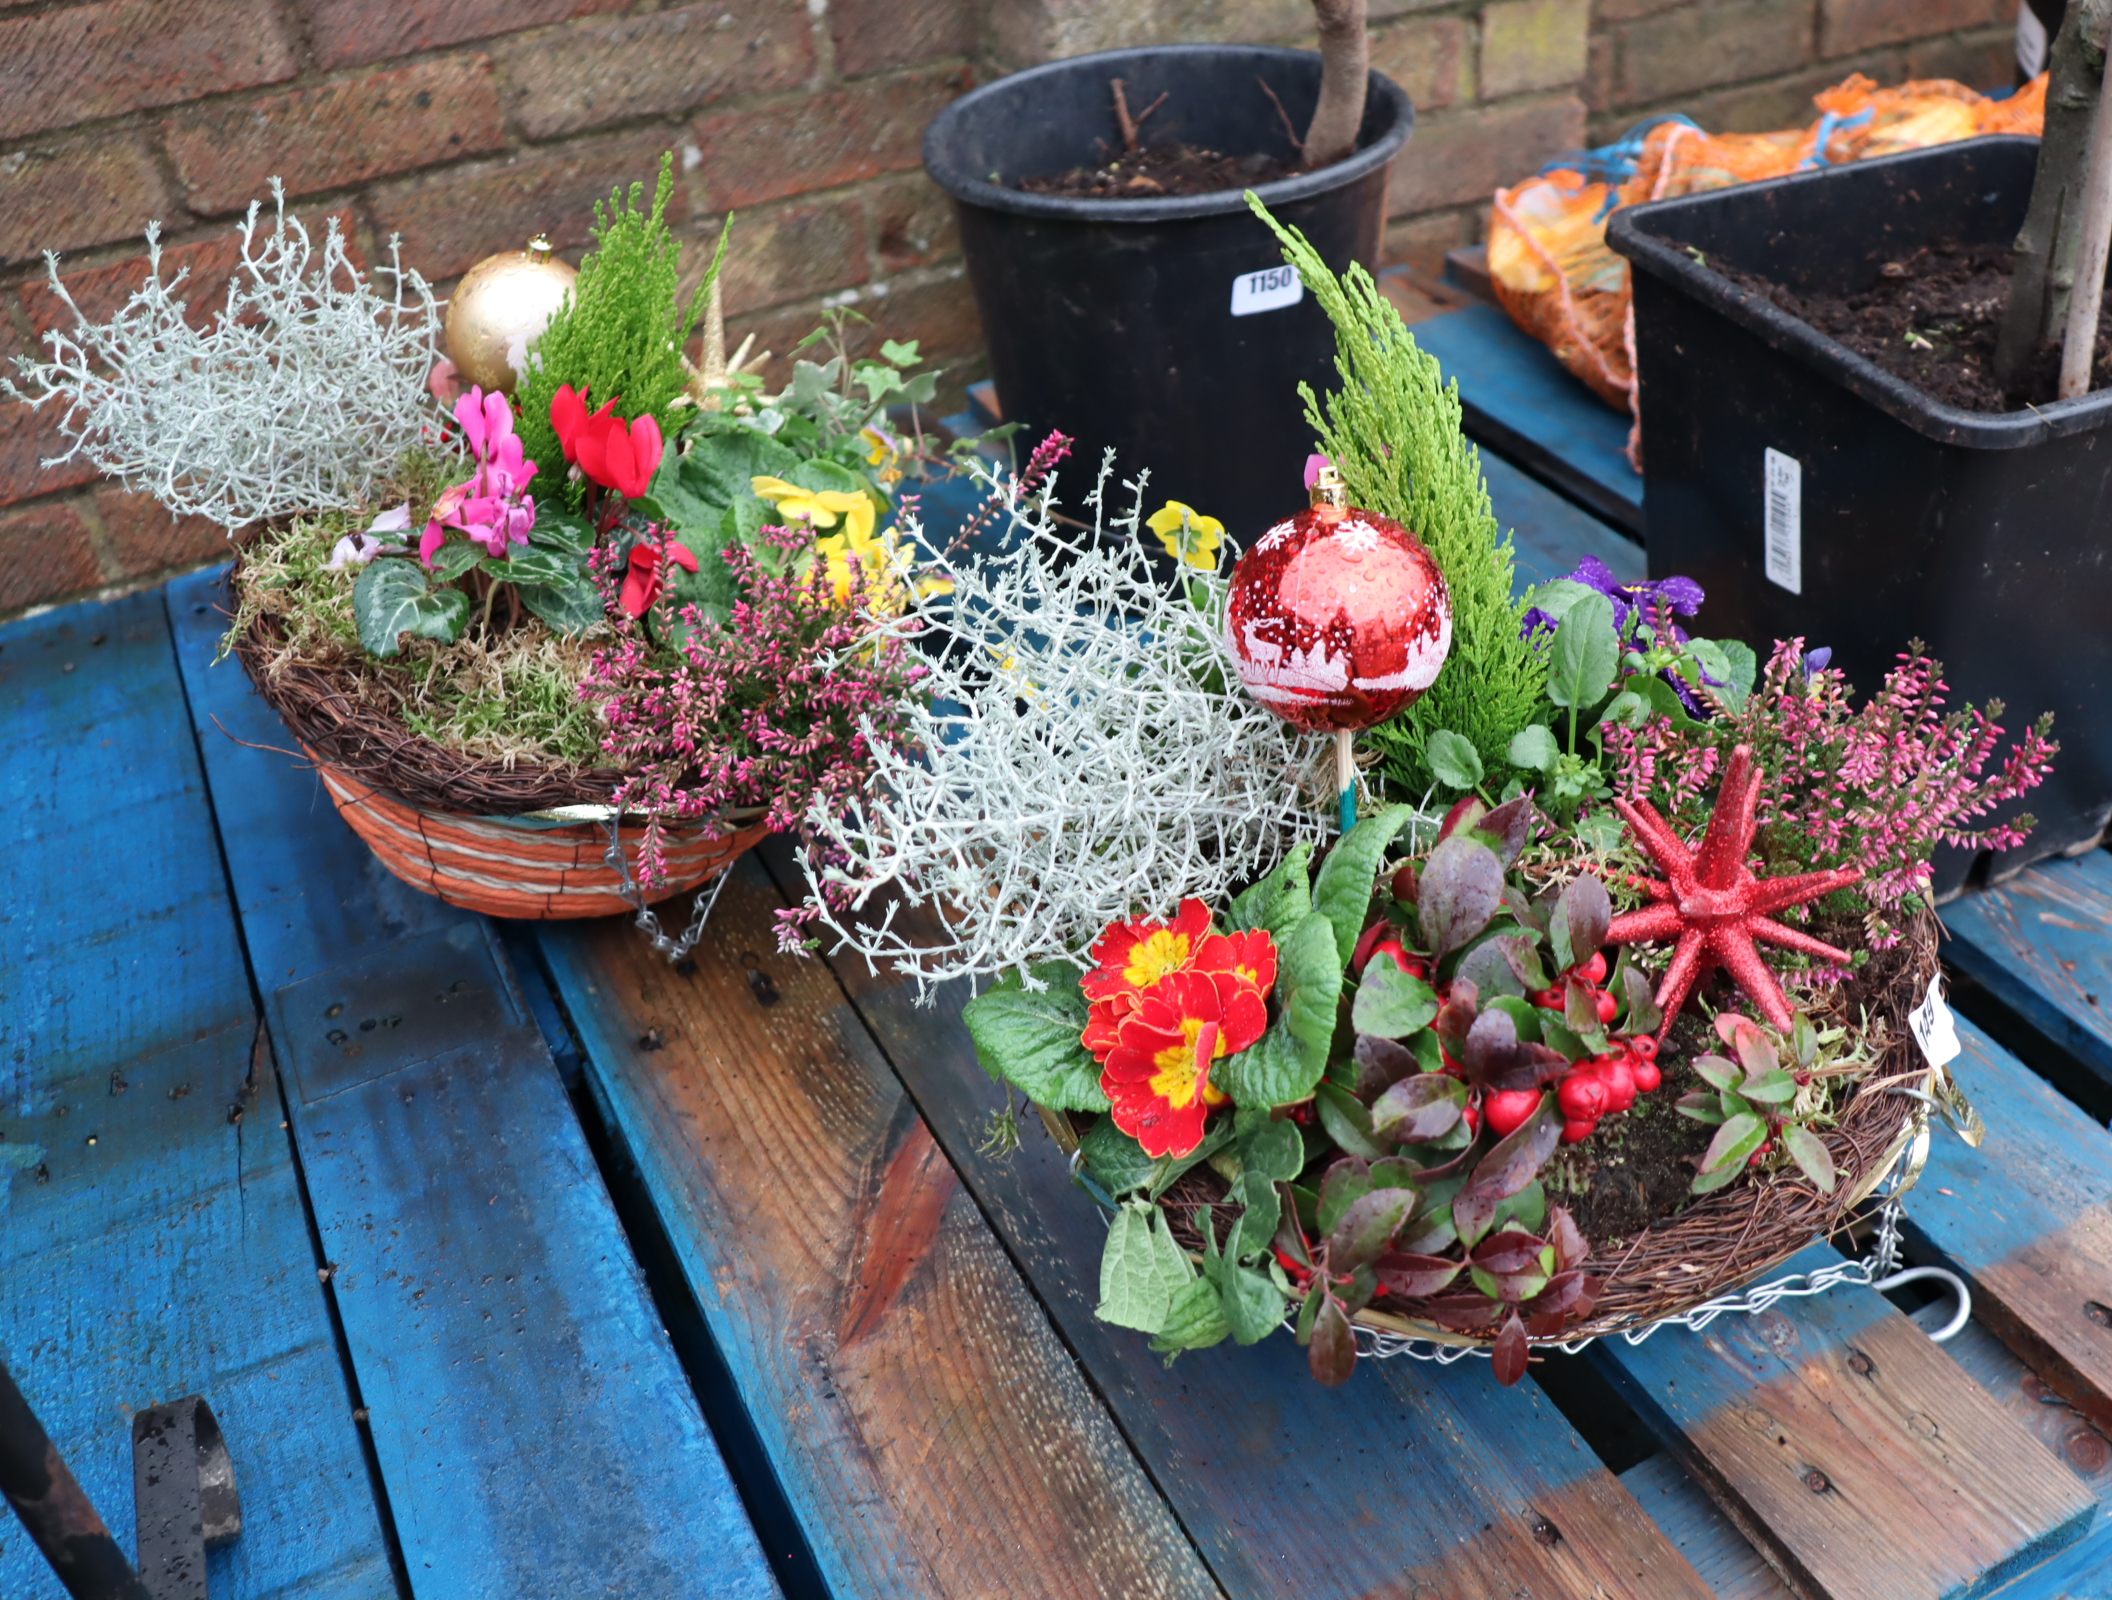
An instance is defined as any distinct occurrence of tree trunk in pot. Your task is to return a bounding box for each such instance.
[1304,0,1369,169]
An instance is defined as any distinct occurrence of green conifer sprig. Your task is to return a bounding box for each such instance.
[1248,197,1546,795]
[515,152,726,486]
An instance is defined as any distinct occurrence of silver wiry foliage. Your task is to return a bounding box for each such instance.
[800,453,1333,999]
[4,184,439,531]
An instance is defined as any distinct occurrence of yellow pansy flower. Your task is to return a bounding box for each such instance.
[751,475,877,545]
[1145,501,1225,570]
[859,425,905,486]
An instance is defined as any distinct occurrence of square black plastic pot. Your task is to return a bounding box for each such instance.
[924,45,1412,527]
[1609,137,2112,893]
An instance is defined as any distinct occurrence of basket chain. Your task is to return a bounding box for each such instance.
[601,813,732,964]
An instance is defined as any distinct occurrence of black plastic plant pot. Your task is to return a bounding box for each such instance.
[923,45,1412,528]
[1608,137,2112,893]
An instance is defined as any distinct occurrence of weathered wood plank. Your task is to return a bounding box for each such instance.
[1618,1453,1793,1600]
[1591,1241,2096,1600]
[165,569,781,1600]
[777,860,1714,1600]
[1906,1013,2112,1434]
[536,860,1229,1600]
[1410,302,1644,534]
[0,593,393,1600]
[1941,851,2112,1094]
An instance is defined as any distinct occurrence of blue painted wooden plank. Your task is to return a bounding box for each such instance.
[1591,1240,2096,1600]
[1484,449,1646,596]
[164,569,780,1600]
[730,856,1714,1599]
[1412,302,1644,533]
[1619,1452,1791,1600]
[1903,1013,2112,1433]
[0,593,393,1600]
[1942,851,2112,1095]
[1993,1519,2112,1599]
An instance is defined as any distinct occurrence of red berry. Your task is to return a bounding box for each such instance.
[1462,1104,1482,1135]
[1557,1074,1608,1121]
[1748,1150,1765,1167]
[1350,920,1390,976]
[1534,987,1565,1010]
[1598,1055,1636,1112]
[1484,1089,1541,1137]
[1594,990,1619,1023]
[1631,1059,1662,1093]
[1562,1117,1597,1144]
[1580,952,1608,984]
[1631,1035,1659,1062]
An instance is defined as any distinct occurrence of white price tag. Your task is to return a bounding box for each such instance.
[1230,264,1303,317]
[1908,972,1962,1069]
[1763,447,1802,594]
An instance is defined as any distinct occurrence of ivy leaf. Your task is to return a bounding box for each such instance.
[353,559,468,657]
[1425,729,1484,791]
[1312,805,1415,967]
[1096,1201,1194,1333]
[1547,591,1619,710]
[1351,959,1439,1039]
[1230,842,1313,939]
[1780,1124,1837,1193]
[960,965,1109,1112]
[1507,725,1559,773]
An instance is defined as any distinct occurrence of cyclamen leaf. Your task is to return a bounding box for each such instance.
[1230,841,1313,939]
[1780,1124,1837,1193]
[1416,835,1504,956]
[1425,729,1484,791]
[485,545,577,586]
[1312,806,1415,966]
[427,540,483,581]
[1149,1278,1231,1359]
[960,965,1110,1113]
[1352,959,1439,1039]
[517,574,606,636]
[1546,591,1619,710]
[1096,1202,1195,1333]
[531,507,594,555]
[354,559,468,657]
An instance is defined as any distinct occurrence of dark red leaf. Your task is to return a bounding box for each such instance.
[1462,1008,1572,1092]
[1373,1251,1465,1298]
[1470,1227,1547,1275]
[1371,1074,1466,1143]
[1420,1294,1505,1332]
[1310,1295,1357,1386]
[1435,795,1487,842]
[1434,979,1479,1049]
[1555,873,1611,966]
[1547,1206,1589,1272]
[1525,1272,1600,1337]
[1417,836,1504,955]
[1326,1187,1419,1270]
[1492,1312,1530,1386]
[1452,1099,1563,1245]
[1469,796,1538,866]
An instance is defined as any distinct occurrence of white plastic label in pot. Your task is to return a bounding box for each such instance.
[1909,972,1962,1068]
[1230,264,1303,317]
[1764,447,1802,594]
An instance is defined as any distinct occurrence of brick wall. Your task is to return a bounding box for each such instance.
[0,0,2015,616]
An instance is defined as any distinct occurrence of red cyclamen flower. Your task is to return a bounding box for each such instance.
[620,539,700,618]
[573,404,662,499]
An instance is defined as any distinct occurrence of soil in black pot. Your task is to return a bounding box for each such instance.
[1022,141,1302,199]
[1717,240,2112,413]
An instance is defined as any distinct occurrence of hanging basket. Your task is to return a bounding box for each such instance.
[227,563,770,920]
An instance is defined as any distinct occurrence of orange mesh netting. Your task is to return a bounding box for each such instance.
[1486,73,2049,466]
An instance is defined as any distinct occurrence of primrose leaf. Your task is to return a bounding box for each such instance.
[1352,959,1440,1039]
[1277,910,1346,1075]
[1313,805,1415,967]
[1417,835,1505,956]
[1453,1099,1562,1247]
[354,559,468,657]
[1780,1123,1837,1193]
[1215,1017,1320,1109]
[1235,1112,1306,1183]
[1080,1115,1227,1196]
[1547,591,1619,710]
[1229,1169,1284,1260]
[1425,730,1484,791]
[1149,1277,1230,1359]
[1230,841,1313,939]
[1507,725,1559,773]
[1096,1201,1195,1333]
[960,965,1110,1112]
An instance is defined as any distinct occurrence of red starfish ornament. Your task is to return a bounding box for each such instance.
[1605,744,1861,1033]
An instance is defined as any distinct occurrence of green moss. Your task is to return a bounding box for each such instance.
[1249,198,1547,796]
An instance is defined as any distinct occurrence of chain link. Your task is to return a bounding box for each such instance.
[602,813,732,964]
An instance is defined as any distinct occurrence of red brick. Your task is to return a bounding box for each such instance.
[1821,0,2010,57]
[164,58,507,216]
[1383,207,1473,279]
[299,0,628,71]
[494,3,814,140]
[93,485,231,576]
[1388,96,1585,215]
[709,198,868,316]
[0,0,293,141]
[0,500,102,613]
[1482,0,1592,98]
[1614,0,1816,107]
[693,67,971,211]
[866,172,959,275]
[1905,27,2016,86]
[0,135,168,269]
[718,271,984,406]
[0,400,100,507]
[1370,16,1466,112]
[831,0,973,77]
[17,209,360,338]
[368,132,689,283]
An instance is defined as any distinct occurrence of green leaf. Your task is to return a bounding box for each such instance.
[426,540,482,582]
[1483,994,1543,1042]
[788,457,865,495]
[1547,591,1619,710]
[1228,1170,1283,1261]
[1217,1261,1287,1344]
[1096,1201,1195,1333]
[1318,1159,1373,1236]
[1488,1179,1546,1237]
[1315,1082,1386,1159]
[1215,1018,1321,1110]
[1079,1117,1158,1195]
[353,559,468,657]
[960,965,1110,1113]
[880,337,920,366]
[517,573,606,635]
[1312,805,1414,968]
[1692,1054,1741,1093]
[1739,1068,1800,1105]
[531,507,594,556]
[1575,811,1627,853]
[1780,1123,1836,1193]
[1698,1112,1767,1177]
[1278,910,1345,1076]
[1425,729,1484,791]
[1506,725,1559,773]
[1234,1112,1306,1183]
[1351,960,1439,1039]
[484,545,578,587]
[1519,577,1599,625]
[1149,1278,1230,1358]
[1716,639,1757,704]
[1230,842,1313,939]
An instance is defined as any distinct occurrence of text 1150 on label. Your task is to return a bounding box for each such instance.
[1230,265,1303,317]
[1763,447,1802,594]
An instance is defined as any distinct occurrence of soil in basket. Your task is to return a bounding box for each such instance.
[1717,240,2112,413]
[1021,142,1300,199]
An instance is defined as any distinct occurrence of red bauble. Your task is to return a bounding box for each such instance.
[1225,502,1452,732]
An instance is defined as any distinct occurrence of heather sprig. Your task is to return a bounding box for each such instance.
[579,524,923,889]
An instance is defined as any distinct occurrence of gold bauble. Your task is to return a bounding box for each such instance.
[444,235,578,395]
